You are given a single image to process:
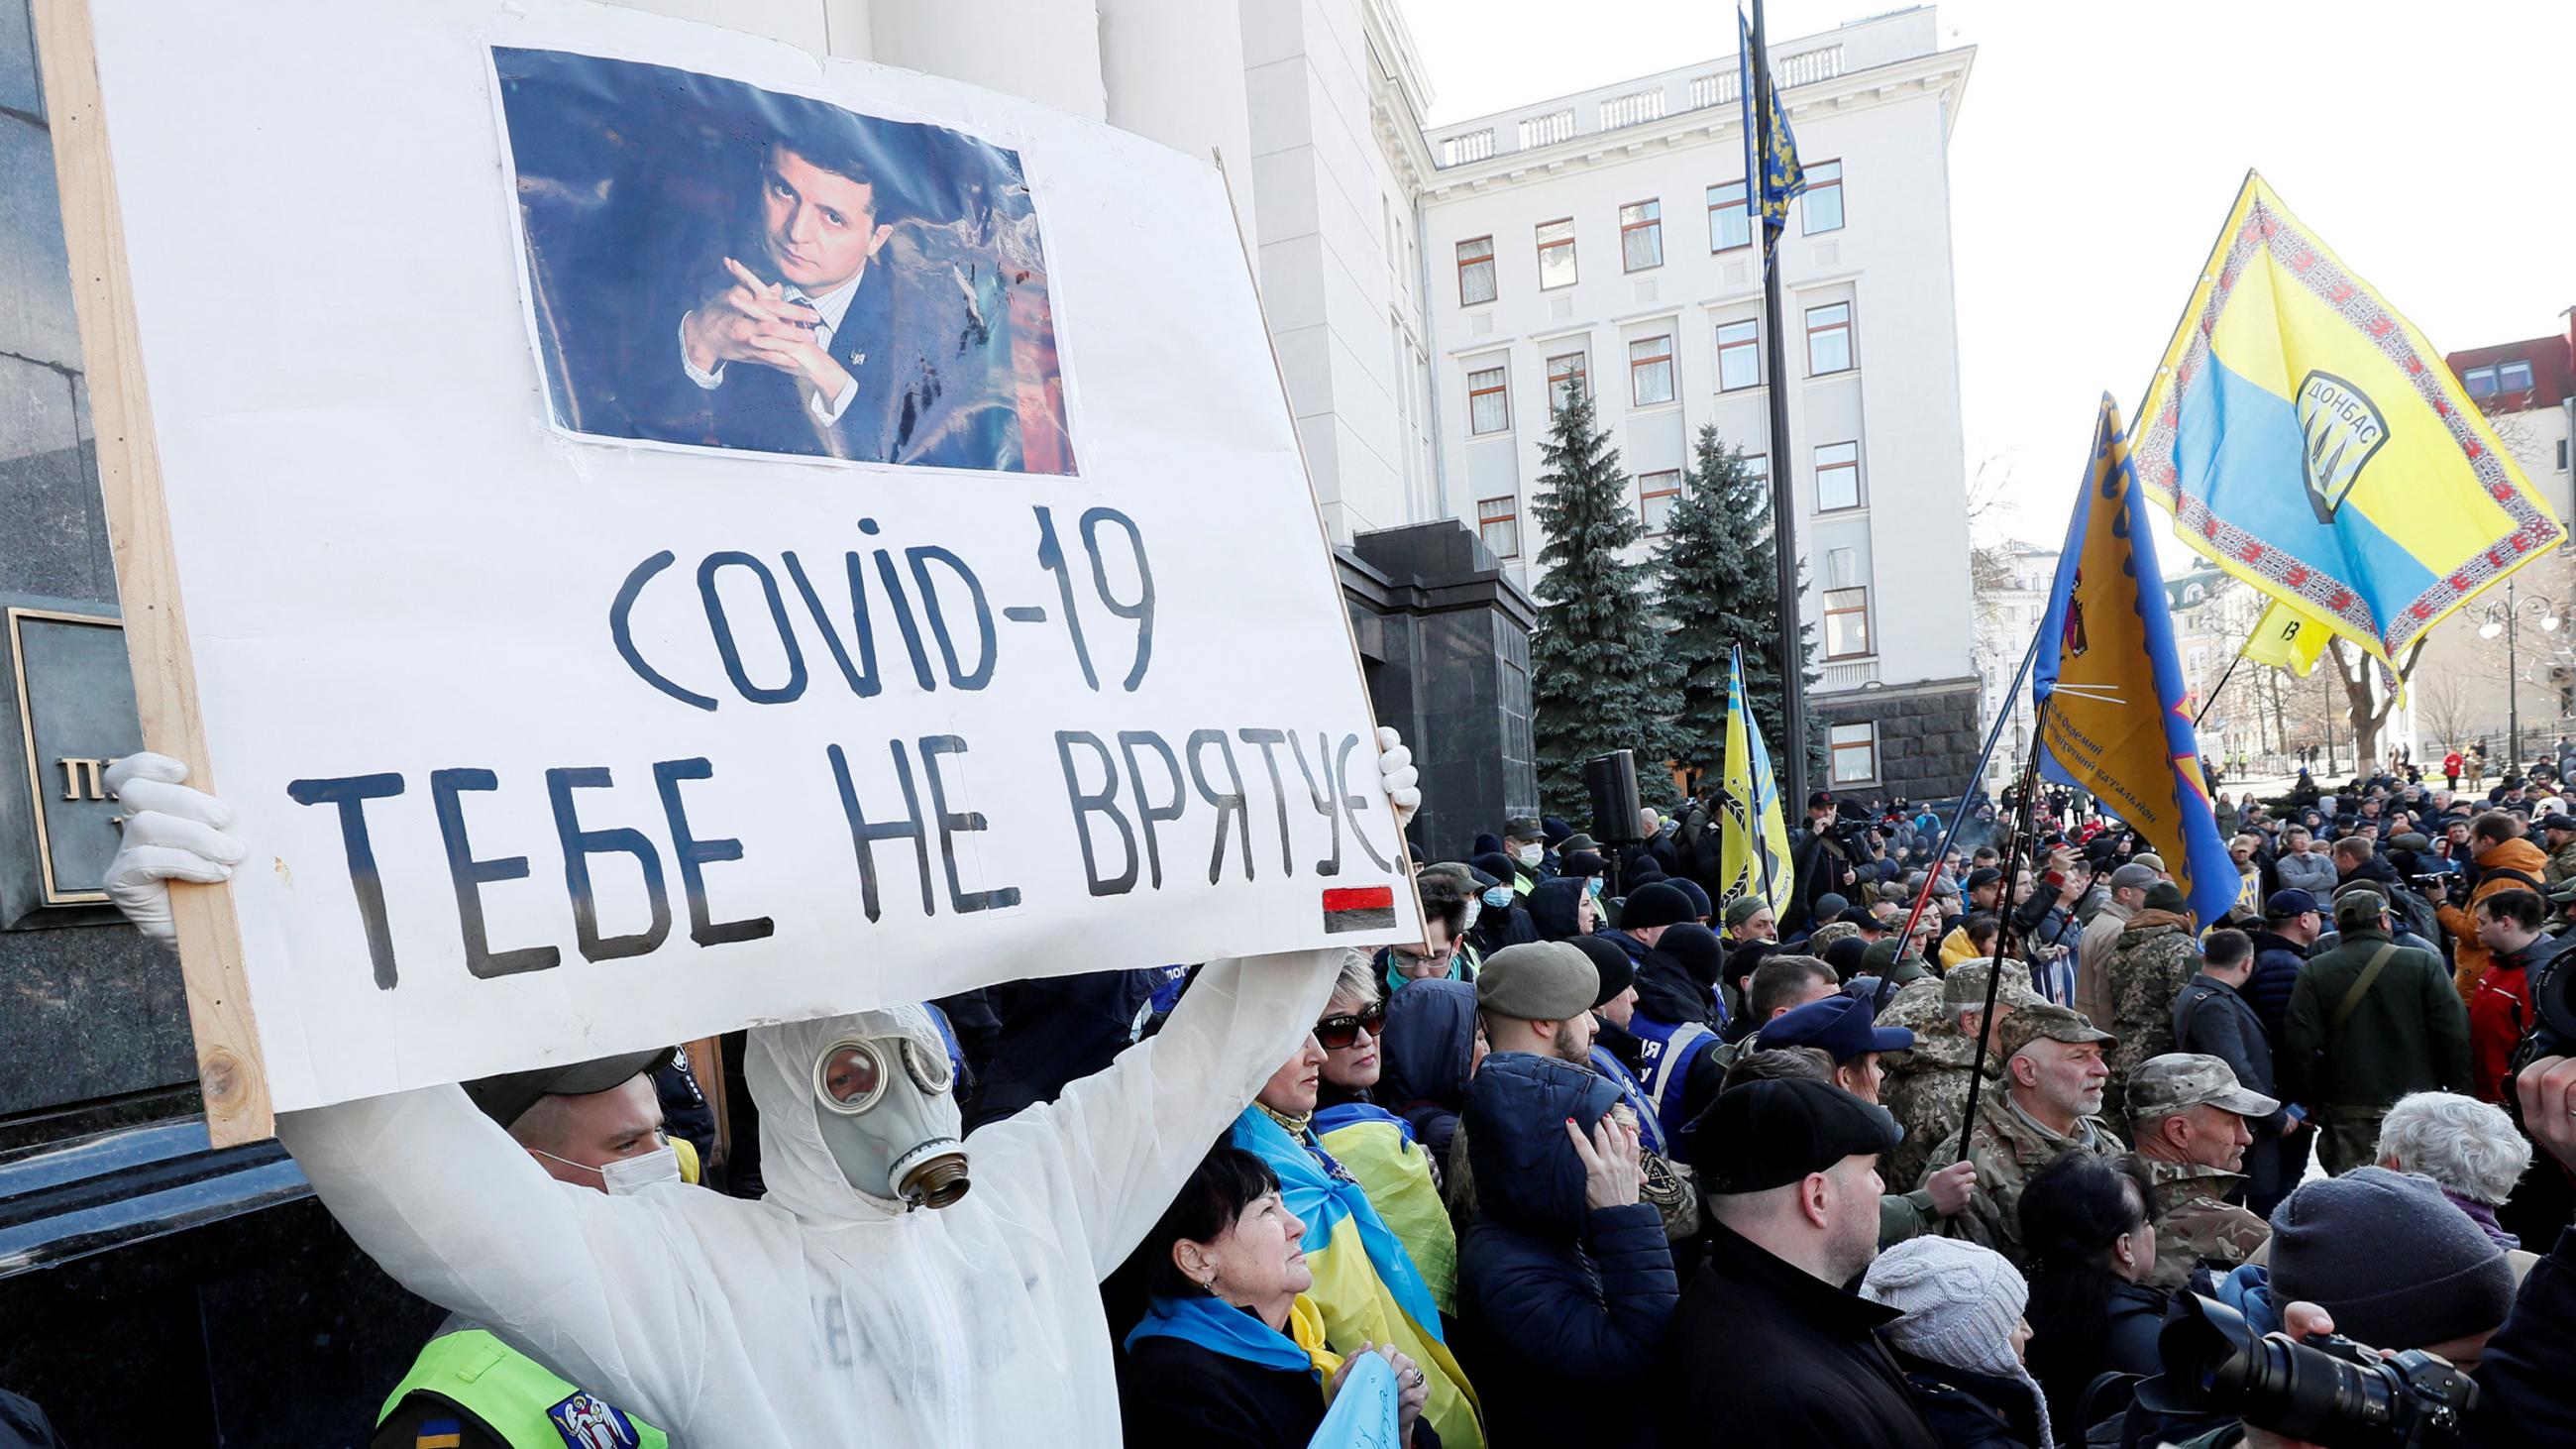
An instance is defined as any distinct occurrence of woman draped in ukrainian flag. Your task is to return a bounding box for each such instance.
[1234,983,1485,1449]
[1312,954,1459,1317]
[1119,1147,1432,1447]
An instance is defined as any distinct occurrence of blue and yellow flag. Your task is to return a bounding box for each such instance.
[1739,9,1805,244]
[2036,398,2239,928]
[2135,171,2563,670]
[1717,645,1794,916]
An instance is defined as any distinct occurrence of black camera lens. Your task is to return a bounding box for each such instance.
[2213,1335,2399,1443]
[2141,1294,2476,1449]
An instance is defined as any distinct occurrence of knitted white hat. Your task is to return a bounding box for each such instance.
[1863,1236,2054,1449]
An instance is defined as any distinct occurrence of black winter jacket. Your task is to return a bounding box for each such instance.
[2171,974,2286,1127]
[1661,1221,1938,1448]
[1890,1349,2048,1449]
[2471,1222,2576,1447]
[1456,1055,1677,1447]
[2240,930,2308,1046]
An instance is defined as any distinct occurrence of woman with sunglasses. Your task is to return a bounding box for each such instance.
[1313,955,1461,1323]
[1232,956,1486,1448]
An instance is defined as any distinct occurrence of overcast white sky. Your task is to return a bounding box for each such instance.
[1404,0,2576,565]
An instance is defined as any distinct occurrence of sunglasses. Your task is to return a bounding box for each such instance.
[1315,1000,1389,1050]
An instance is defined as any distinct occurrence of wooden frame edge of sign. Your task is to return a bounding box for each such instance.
[1211,149,1429,951]
[32,0,272,1145]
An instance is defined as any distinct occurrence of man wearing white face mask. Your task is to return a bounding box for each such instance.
[373,1052,679,1449]
[100,731,1420,1447]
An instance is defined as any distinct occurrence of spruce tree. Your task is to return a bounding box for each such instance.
[1654,424,1819,785]
[1528,390,1681,817]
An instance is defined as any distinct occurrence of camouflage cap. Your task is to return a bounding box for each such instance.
[1993,1000,2115,1063]
[2332,888,2388,930]
[1939,959,2047,1012]
[2126,1053,2281,1122]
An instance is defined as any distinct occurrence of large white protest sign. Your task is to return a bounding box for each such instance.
[61,0,1415,1126]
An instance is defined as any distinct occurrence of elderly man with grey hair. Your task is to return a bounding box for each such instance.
[2375,1090,2533,1250]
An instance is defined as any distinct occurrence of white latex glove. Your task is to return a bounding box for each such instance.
[100,751,247,944]
[1376,726,1420,830]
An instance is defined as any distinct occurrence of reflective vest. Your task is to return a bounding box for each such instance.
[1586,1045,1667,1155]
[380,1329,670,1449]
[1627,1015,1720,1133]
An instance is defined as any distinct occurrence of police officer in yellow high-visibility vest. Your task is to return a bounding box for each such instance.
[368,1053,683,1449]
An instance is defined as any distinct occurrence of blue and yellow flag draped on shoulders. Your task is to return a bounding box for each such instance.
[2134,171,2563,671]
[1716,645,1794,916]
[1738,9,1805,246]
[2036,398,2239,928]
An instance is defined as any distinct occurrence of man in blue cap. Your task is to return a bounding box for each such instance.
[1759,994,1974,1244]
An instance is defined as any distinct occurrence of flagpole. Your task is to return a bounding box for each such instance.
[1739,644,1780,907]
[1948,696,2053,1190]
[1750,0,1809,819]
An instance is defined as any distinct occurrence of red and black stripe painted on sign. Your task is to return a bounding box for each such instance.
[1321,886,1397,933]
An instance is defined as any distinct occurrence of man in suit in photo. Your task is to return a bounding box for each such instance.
[674,128,945,464]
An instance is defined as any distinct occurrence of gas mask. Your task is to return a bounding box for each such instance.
[811,1007,970,1209]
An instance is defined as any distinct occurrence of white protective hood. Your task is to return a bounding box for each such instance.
[278,948,1339,1445]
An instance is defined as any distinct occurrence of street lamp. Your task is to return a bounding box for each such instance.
[2475,574,2562,772]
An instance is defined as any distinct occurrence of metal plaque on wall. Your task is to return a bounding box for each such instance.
[2,599,143,930]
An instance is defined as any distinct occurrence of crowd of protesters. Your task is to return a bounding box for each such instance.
[41,748,2576,1449]
[1079,763,2576,1448]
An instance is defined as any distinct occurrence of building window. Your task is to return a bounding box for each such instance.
[1537,218,1577,289]
[1744,452,1769,487]
[1457,236,1496,306]
[1547,351,1588,415]
[1802,159,1844,234]
[2465,365,2499,397]
[1478,496,1521,559]
[1830,722,1878,785]
[1639,470,1683,534]
[2500,359,2535,391]
[1468,366,1510,434]
[1806,301,1853,376]
[1716,318,1761,391]
[1816,440,1862,510]
[1824,586,1872,658]
[1707,179,1750,253]
[1630,334,1675,405]
[1620,199,1664,273]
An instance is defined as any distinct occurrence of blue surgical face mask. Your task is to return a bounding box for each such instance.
[1481,885,1513,910]
[1586,877,1605,899]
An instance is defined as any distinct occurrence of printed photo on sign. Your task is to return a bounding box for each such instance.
[492,47,1077,474]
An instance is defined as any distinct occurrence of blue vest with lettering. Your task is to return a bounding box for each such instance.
[1587,1045,1667,1155]
[1627,1014,1720,1133]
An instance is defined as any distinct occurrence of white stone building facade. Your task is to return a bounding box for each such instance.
[1413,8,1983,800]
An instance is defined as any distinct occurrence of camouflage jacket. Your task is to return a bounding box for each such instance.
[2549,837,2576,888]
[2136,1154,2269,1291]
[2104,912,2203,1123]
[1878,989,1998,1190]
[1923,1093,2124,1267]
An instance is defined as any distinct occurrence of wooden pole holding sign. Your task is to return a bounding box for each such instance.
[31,0,272,1144]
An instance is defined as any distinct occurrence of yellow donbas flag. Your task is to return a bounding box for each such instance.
[2133,171,2563,669]
[1717,646,1794,917]
[2240,599,2331,678]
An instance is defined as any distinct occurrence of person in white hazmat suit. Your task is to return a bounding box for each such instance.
[100,733,1421,1447]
